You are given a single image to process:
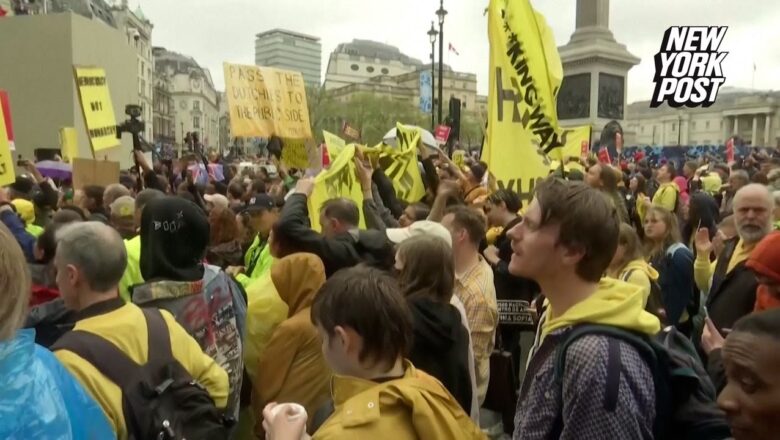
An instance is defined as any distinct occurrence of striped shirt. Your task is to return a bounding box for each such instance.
[454,255,498,405]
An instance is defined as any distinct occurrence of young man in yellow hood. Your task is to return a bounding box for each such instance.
[262,266,485,440]
[506,177,660,439]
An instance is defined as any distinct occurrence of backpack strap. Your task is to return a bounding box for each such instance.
[551,325,661,437]
[620,269,636,283]
[52,328,140,389]
[140,308,174,370]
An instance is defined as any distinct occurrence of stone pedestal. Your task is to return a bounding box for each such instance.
[557,0,639,142]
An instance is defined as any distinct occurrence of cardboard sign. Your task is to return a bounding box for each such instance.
[0,101,15,186]
[223,63,312,139]
[72,158,119,190]
[0,91,15,151]
[341,122,361,141]
[73,66,119,153]
[59,127,79,163]
[434,125,451,144]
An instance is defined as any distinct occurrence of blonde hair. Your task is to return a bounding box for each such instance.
[0,223,31,341]
[644,206,682,259]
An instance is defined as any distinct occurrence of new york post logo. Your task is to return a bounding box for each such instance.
[650,26,728,108]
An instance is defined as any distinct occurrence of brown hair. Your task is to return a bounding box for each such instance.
[208,206,239,246]
[311,265,412,369]
[613,223,644,271]
[397,235,454,303]
[535,177,620,282]
[644,206,682,258]
[0,223,31,341]
[444,205,487,247]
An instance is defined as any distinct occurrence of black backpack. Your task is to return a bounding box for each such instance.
[621,269,666,322]
[553,325,731,440]
[52,308,230,440]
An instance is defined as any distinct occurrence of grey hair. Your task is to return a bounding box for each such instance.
[730,169,750,184]
[56,222,127,292]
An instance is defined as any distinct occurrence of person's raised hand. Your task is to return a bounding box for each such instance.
[694,227,713,257]
[437,179,460,198]
[295,177,315,197]
[701,317,726,355]
[354,151,373,190]
[262,403,308,440]
[483,245,500,265]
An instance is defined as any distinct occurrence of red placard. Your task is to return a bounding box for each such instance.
[434,125,451,144]
[597,147,611,164]
[725,137,735,163]
[615,132,623,154]
[320,143,330,167]
[0,90,15,151]
[580,140,589,158]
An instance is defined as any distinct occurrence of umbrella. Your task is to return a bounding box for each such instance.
[35,160,72,180]
[382,126,438,149]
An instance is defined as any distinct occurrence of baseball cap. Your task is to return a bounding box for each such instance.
[204,193,229,210]
[385,220,452,247]
[109,195,136,218]
[244,193,275,213]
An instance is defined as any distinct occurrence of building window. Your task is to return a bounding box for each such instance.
[140,79,145,96]
[193,116,200,128]
[381,68,389,75]
[641,126,645,133]
[672,123,677,131]
[193,100,200,111]
[350,64,359,71]
[706,120,710,129]
[367,66,375,73]
[692,121,696,130]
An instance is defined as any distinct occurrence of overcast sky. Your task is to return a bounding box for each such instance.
[140,0,779,103]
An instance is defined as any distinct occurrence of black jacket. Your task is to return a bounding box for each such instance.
[407,295,472,415]
[24,298,76,348]
[276,193,394,277]
[492,217,539,331]
[707,238,758,333]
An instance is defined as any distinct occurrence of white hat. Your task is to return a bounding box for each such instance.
[386,220,452,247]
[203,193,229,210]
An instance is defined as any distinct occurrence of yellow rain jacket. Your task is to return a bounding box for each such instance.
[615,259,660,306]
[652,182,679,213]
[315,360,485,440]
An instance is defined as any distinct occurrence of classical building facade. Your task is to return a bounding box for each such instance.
[625,88,779,147]
[153,73,175,145]
[153,47,220,148]
[255,29,321,87]
[324,40,424,91]
[111,0,154,141]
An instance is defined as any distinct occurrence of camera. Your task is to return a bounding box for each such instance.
[117,104,146,151]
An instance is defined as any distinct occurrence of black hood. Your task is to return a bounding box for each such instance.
[408,296,463,350]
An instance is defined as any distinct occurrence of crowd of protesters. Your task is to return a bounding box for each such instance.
[2,135,780,440]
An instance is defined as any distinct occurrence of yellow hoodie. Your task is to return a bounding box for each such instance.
[616,259,660,306]
[652,182,679,213]
[541,278,661,341]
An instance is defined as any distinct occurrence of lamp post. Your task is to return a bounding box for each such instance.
[436,0,447,125]
[427,22,438,131]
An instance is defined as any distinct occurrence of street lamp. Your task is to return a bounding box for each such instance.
[427,21,438,131]
[436,0,447,125]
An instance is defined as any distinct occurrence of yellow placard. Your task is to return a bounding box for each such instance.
[0,102,15,186]
[73,67,119,153]
[484,0,563,202]
[308,144,365,231]
[59,127,79,163]
[223,63,312,139]
[280,138,310,170]
[385,123,426,202]
[554,125,592,161]
[452,150,466,169]
[322,130,346,162]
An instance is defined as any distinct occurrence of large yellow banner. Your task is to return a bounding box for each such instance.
[0,102,15,187]
[73,67,119,153]
[556,125,592,161]
[322,130,346,161]
[223,63,312,139]
[308,144,365,231]
[484,0,564,201]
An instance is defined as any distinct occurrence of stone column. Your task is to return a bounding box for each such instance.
[733,117,739,135]
[752,115,758,146]
[765,114,772,146]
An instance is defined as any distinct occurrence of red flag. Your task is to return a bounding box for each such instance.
[448,43,460,56]
[726,137,735,163]
[321,143,330,167]
[598,147,611,164]
[0,90,15,151]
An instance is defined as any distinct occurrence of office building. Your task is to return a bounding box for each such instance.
[255,29,322,87]
[324,39,423,91]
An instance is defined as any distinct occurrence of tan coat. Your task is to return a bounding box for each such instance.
[253,253,330,435]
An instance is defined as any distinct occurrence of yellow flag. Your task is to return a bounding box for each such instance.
[376,123,426,203]
[59,127,79,164]
[308,144,365,231]
[484,0,564,202]
[554,125,592,161]
[322,131,346,162]
[0,102,14,186]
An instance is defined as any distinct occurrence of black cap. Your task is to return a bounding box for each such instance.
[244,193,275,213]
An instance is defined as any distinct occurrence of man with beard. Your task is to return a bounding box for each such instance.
[695,184,775,336]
